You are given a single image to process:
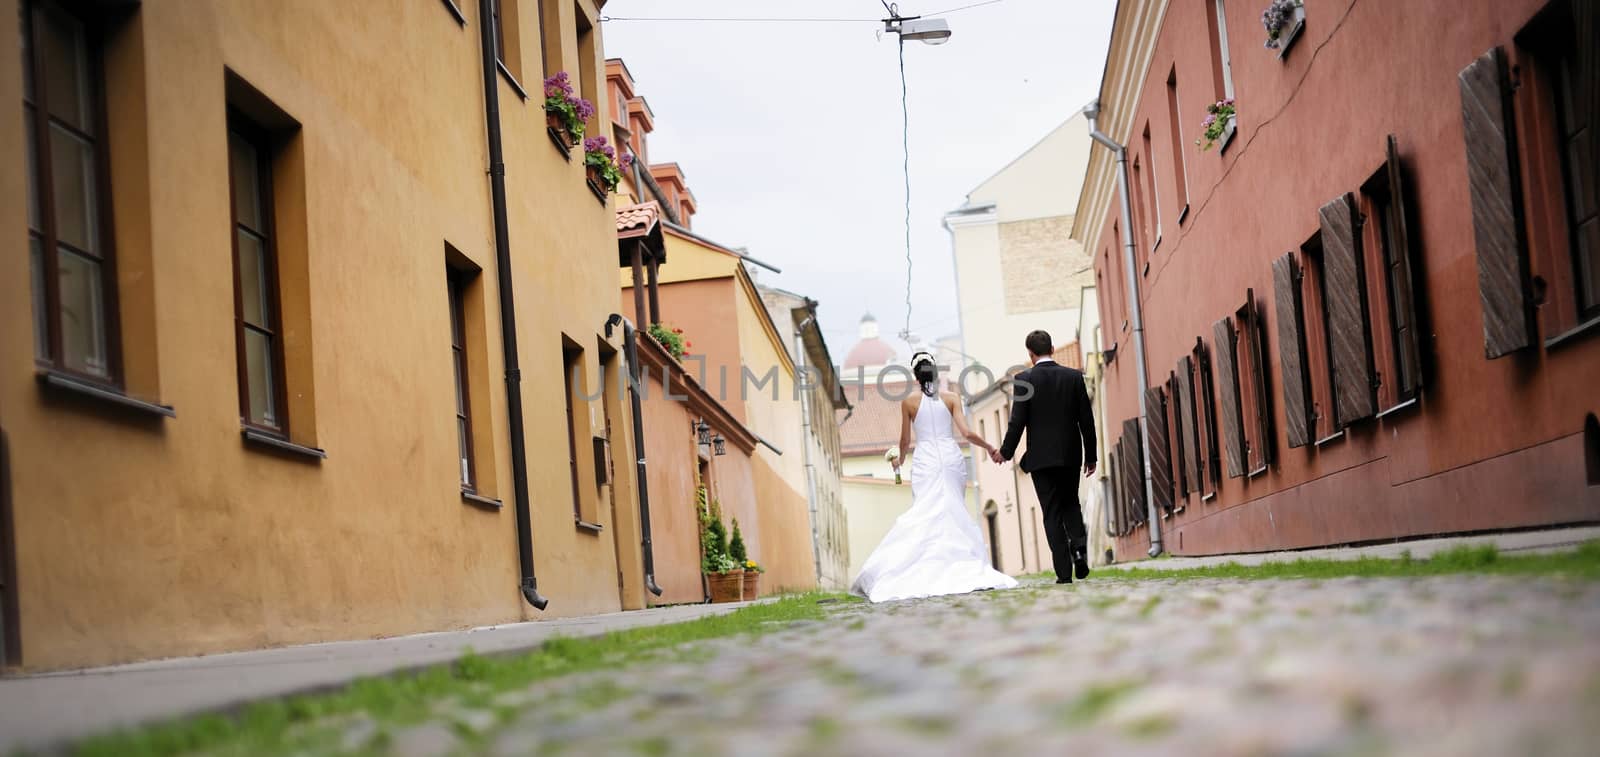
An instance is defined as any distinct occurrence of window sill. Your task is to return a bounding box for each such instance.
[1248,464,1269,479]
[497,61,528,101]
[548,127,573,161]
[587,178,609,205]
[1544,314,1600,351]
[576,519,604,534]
[37,370,175,418]
[440,0,466,25]
[1276,10,1306,61]
[242,428,326,460]
[1376,397,1420,420]
[1315,430,1345,448]
[462,490,503,510]
[1176,203,1190,225]
[1218,117,1238,154]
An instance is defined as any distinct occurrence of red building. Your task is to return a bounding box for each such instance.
[1075,0,1599,557]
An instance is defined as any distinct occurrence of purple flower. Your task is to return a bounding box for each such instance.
[542,71,574,98]
[619,153,635,171]
[1202,113,1217,128]
[574,97,596,121]
[584,136,607,153]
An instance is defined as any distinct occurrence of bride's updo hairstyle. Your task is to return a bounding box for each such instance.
[911,352,938,397]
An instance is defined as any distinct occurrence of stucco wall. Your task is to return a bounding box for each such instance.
[1087,0,1600,558]
[0,0,641,671]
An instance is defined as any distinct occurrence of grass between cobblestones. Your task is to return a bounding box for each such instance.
[65,592,858,757]
[1073,541,1600,582]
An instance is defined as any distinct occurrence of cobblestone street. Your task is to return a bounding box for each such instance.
[342,574,1600,756]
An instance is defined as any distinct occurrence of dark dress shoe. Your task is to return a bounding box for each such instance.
[1055,576,1072,584]
[1074,555,1091,581]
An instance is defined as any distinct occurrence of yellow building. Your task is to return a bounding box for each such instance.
[0,0,653,672]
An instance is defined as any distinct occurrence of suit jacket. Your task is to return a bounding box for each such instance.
[999,361,1097,474]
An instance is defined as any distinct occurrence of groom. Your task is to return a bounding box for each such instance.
[994,330,1098,584]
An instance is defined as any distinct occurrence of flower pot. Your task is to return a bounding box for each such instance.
[707,571,744,603]
[742,571,760,599]
[545,111,578,147]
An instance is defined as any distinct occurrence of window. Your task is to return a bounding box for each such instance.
[1130,154,1148,267]
[1211,315,1246,479]
[23,0,117,383]
[1235,291,1273,473]
[1517,2,1600,329]
[1166,68,1190,219]
[228,116,287,433]
[489,0,528,84]
[448,270,475,491]
[1299,232,1342,442]
[1205,0,1235,100]
[563,343,582,518]
[1191,337,1221,498]
[1358,138,1425,410]
[575,4,598,132]
[1142,125,1163,249]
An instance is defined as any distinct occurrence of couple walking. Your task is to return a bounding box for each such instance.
[851,330,1098,603]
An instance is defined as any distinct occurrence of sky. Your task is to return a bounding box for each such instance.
[601,0,1115,362]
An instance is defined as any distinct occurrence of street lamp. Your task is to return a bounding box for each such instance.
[694,418,712,446]
[712,435,727,456]
[884,15,951,44]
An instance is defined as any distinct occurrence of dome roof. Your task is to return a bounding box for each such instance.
[843,338,899,370]
[859,311,876,324]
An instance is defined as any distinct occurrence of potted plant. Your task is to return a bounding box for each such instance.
[647,322,688,360]
[1194,98,1236,152]
[543,71,592,147]
[701,500,743,603]
[583,137,631,195]
[1261,0,1306,54]
[741,559,764,599]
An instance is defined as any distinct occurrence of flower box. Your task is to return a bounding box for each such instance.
[1262,0,1306,59]
[546,111,578,148]
[741,570,760,600]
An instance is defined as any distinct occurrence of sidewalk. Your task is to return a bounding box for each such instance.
[0,600,764,753]
[1102,524,1600,572]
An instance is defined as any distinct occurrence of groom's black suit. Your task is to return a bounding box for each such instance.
[999,359,1097,581]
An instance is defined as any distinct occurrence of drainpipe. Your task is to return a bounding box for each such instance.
[1084,101,1162,558]
[794,313,824,587]
[607,314,664,597]
[478,0,548,610]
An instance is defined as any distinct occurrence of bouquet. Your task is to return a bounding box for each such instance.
[884,446,902,485]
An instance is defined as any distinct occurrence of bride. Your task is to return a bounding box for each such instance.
[851,353,1019,602]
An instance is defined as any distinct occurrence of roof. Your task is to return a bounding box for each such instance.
[838,381,911,455]
[616,201,660,236]
[842,338,898,370]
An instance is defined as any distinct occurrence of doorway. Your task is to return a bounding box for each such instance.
[983,501,1001,570]
[1,425,18,669]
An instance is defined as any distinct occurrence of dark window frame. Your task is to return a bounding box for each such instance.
[1236,290,1274,474]
[23,0,122,387]
[562,341,584,520]
[1193,337,1222,499]
[225,111,290,437]
[448,267,478,493]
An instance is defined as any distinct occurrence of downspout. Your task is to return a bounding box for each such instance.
[607,314,664,597]
[479,0,548,610]
[794,314,824,587]
[1084,101,1163,558]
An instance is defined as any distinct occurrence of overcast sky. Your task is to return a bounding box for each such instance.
[602,0,1114,361]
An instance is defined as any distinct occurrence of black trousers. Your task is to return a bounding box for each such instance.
[1030,466,1087,580]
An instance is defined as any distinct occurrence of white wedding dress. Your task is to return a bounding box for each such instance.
[851,392,1019,603]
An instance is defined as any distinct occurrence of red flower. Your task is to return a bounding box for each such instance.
[685,342,693,348]
[672,327,683,334]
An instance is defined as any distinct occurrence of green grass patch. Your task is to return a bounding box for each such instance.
[1059,680,1140,727]
[71,593,846,757]
[1089,542,1600,582]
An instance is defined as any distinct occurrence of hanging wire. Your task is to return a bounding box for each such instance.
[601,0,1003,24]
[897,35,914,345]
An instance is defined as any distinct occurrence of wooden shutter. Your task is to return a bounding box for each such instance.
[1144,386,1175,514]
[1245,289,1275,467]
[1458,47,1535,358]
[1385,135,1426,396]
[1318,193,1378,424]
[1122,418,1145,521]
[1175,356,1201,495]
[1212,317,1247,478]
[1273,253,1314,447]
[1194,338,1222,491]
[1167,371,1189,497]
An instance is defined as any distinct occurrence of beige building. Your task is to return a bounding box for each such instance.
[0,0,663,672]
[759,286,851,591]
[943,112,1096,381]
